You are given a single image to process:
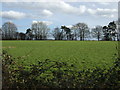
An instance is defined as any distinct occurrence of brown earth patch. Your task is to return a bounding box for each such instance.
[2,46,16,49]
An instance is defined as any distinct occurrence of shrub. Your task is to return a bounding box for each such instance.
[2,50,120,89]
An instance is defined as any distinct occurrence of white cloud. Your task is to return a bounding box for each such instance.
[87,9,96,15]
[2,1,118,19]
[42,9,53,17]
[79,5,87,14]
[101,14,115,18]
[95,8,117,18]
[0,11,27,20]
[3,1,87,15]
[99,2,110,5]
[66,25,72,29]
[1,0,17,2]
[96,8,117,13]
[92,4,96,7]
[87,8,117,18]
[1,0,119,2]
[42,21,53,25]
[32,21,53,25]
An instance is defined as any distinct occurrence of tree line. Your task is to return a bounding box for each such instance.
[0,21,119,41]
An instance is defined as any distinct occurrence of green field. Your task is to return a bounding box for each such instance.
[2,41,118,69]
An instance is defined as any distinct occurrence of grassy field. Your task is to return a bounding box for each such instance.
[2,40,118,69]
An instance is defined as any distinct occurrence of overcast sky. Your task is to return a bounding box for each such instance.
[0,1,118,33]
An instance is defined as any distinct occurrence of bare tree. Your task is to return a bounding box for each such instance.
[71,25,79,40]
[52,27,62,40]
[2,22,17,40]
[73,23,89,41]
[32,21,50,40]
[91,25,103,41]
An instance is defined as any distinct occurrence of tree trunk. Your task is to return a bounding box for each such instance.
[98,32,100,41]
[80,31,82,41]
[83,30,84,41]
[117,33,119,41]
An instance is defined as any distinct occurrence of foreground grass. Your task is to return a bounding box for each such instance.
[2,40,118,69]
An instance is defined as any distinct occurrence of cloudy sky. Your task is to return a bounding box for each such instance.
[0,1,118,33]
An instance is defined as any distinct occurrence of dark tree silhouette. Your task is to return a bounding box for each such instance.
[19,32,26,40]
[61,26,71,40]
[26,28,33,40]
[103,21,117,41]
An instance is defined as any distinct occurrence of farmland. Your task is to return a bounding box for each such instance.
[2,41,118,69]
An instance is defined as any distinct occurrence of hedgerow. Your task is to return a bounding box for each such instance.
[2,50,120,89]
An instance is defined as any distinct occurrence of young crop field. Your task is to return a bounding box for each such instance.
[2,41,118,69]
